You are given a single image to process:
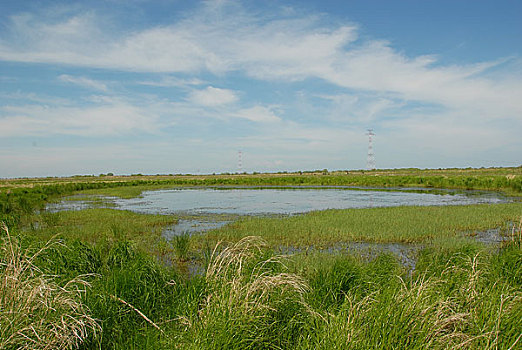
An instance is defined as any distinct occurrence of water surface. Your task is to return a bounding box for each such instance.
[113,187,506,216]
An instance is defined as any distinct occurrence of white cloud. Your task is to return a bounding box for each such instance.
[234,106,281,123]
[138,76,205,87]
[59,74,108,91]
[189,86,238,106]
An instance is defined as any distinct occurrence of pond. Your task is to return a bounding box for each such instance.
[49,186,509,239]
[111,187,506,216]
[106,186,507,241]
[49,186,511,267]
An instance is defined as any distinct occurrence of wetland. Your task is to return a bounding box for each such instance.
[1,168,521,349]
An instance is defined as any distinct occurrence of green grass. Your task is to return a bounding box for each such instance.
[201,202,522,247]
[3,222,522,349]
[27,208,177,255]
[0,224,100,349]
[173,232,191,261]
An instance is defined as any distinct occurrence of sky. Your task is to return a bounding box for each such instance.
[0,0,521,177]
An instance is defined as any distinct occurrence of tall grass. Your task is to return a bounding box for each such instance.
[184,236,316,349]
[0,223,99,349]
[294,240,522,349]
[173,232,191,261]
[2,224,521,349]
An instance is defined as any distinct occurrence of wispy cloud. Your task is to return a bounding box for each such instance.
[0,0,520,175]
[234,106,281,123]
[58,74,108,91]
[138,76,205,88]
[0,101,158,137]
[0,1,520,123]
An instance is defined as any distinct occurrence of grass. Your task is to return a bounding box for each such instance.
[27,208,177,255]
[3,218,522,349]
[173,231,191,261]
[0,223,99,349]
[288,234,522,349]
[183,236,315,349]
[201,202,522,247]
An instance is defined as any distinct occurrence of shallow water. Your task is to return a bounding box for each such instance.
[163,219,230,240]
[112,187,506,216]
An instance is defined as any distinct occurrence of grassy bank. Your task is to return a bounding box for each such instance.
[27,208,177,257]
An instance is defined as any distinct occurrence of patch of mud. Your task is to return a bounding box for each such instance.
[468,228,506,244]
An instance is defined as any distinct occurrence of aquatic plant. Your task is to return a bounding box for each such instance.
[203,203,522,247]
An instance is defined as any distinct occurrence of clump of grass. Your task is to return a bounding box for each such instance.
[509,218,522,248]
[41,211,61,228]
[173,232,191,261]
[186,236,316,348]
[0,223,99,349]
[300,246,522,349]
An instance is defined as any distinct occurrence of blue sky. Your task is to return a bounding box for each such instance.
[1,0,521,177]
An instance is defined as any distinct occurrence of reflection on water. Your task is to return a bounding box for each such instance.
[112,187,507,216]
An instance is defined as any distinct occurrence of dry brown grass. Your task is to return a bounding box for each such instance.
[0,222,100,349]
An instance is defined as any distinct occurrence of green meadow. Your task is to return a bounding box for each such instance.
[1,168,521,349]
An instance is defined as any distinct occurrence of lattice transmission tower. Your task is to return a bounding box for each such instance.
[237,150,243,174]
[366,129,376,170]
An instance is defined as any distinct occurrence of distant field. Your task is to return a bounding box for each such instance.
[1,166,521,196]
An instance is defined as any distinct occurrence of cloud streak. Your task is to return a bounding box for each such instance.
[189,86,238,106]
[59,74,108,91]
[0,101,158,137]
